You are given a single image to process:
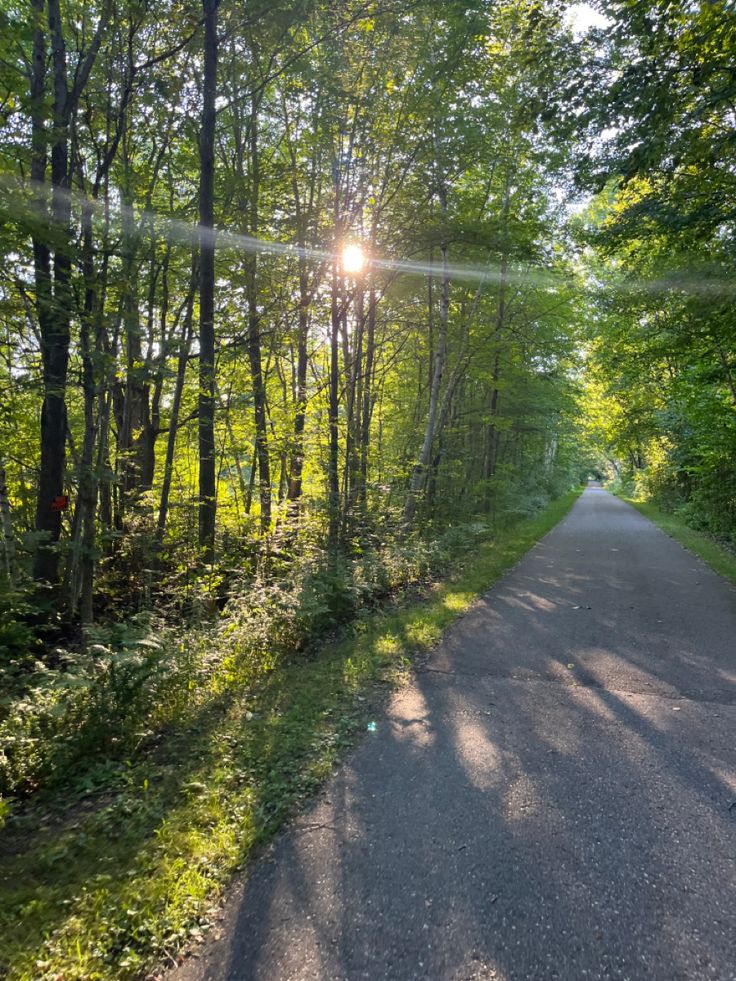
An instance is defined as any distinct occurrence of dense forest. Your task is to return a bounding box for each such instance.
[579,3,736,538]
[0,0,734,977]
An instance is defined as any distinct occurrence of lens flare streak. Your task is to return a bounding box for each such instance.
[0,176,732,298]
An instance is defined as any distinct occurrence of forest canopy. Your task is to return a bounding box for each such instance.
[1,0,589,618]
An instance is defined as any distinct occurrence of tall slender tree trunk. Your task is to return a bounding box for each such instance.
[246,273,271,534]
[403,173,449,529]
[32,0,72,584]
[223,402,248,519]
[156,264,196,546]
[483,171,511,508]
[73,192,108,623]
[245,91,272,536]
[328,264,342,550]
[143,245,172,492]
[286,260,310,514]
[245,442,257,515]
[483,354,501,484]
[115,170,151,515]
[198,0,218,562]
[282,89,321,525]
[0,462,17,586]
[357,283,377,508]
[343,279,364,535]
[31,0,109,585]
[97,302,121,557]
[30,1,55,583]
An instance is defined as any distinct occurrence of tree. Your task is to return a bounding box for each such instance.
[198,0,218,562]
[574,0,736,539]
[0,0,585,610]
[29,0,111,585]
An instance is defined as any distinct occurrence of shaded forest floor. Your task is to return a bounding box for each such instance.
[0,491,581,981]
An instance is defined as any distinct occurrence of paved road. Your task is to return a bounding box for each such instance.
[175,489,736,980]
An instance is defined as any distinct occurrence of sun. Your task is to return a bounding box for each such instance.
[341,243,366,275]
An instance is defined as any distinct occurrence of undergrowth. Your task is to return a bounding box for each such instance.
[0,490,580,981]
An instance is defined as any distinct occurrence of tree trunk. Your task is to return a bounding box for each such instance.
[31,0,110,585]
[286,261,310,513]
[156,264,196,546]
[0,462,17,586]
[482,174,511,508]
[198,0,218,563]
[483,356,501,488]
[72,192,108,623]
[328,264,342,550]
[32,0,72,584]
[282,88,321,524]
[223,399,249,521]
[358,283,377,508]
[115,178,151,512]
[403,173,449,529]
[245,91,271,536]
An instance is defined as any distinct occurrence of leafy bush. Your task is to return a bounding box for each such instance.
[0,617,192,795]
[218,534,453,682]
[0,523,495,799]
[0,587,42,679]
[675,475,736,545]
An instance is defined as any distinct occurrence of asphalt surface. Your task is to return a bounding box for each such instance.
[174,488,736,981]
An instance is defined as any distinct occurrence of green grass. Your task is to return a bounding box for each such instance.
[621,496,736,585]
[0,489,580,981]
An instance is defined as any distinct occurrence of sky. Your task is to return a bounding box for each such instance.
[566,2,610,37]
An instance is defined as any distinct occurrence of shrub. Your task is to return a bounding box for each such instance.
[0,522,495,800]
[0,617,190,796]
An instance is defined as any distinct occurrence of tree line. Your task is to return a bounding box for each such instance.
[575,0,736,541]
[0,0,583,629]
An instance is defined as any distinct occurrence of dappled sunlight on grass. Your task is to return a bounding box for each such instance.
[373,633,402,656]
[442,590,475,612]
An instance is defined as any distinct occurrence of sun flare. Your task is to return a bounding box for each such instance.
[342,243,366,275]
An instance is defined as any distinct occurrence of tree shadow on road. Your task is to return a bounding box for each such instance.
[205,495,736,980]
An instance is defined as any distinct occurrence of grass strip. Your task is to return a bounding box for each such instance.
[0,489,581,981]
[621,497,736,585]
